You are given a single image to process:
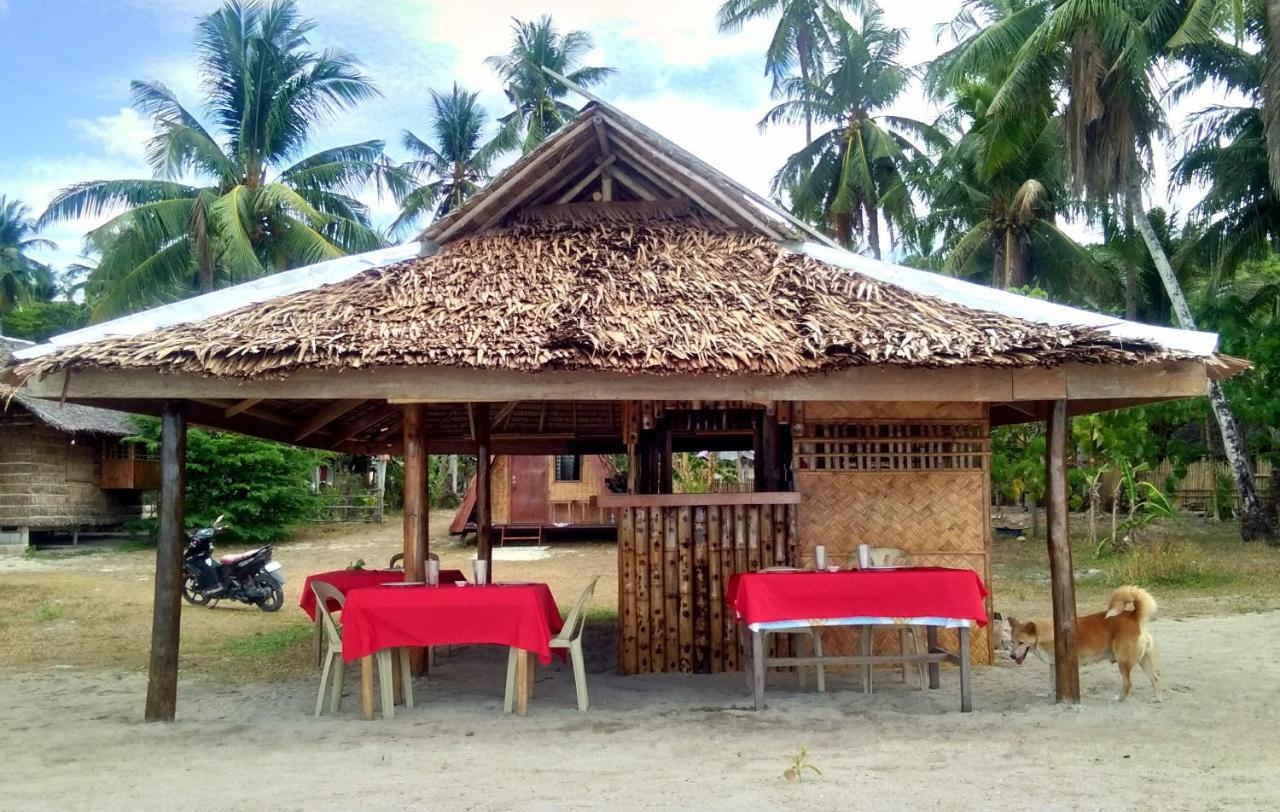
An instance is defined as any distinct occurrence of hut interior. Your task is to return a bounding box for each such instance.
[3,97,1244,719]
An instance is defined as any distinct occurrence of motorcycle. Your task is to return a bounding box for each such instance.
[181,515,286,612]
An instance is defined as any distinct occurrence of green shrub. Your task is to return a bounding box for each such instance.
[134,419,329,545]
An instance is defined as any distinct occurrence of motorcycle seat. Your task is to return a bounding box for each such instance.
[219,549,263,565]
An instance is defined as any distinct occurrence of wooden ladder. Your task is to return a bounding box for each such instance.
[499,525,544,547]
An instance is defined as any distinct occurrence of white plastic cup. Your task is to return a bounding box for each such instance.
[857,544,871,570]
[426,559,440,587]
[473,558,488,585]
[814,545,827,571]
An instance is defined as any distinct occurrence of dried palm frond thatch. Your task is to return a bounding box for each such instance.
[18,219,1198,381]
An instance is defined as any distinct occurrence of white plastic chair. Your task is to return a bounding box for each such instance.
[505,576,600,713]
[845,547,927,691]
[311,581,410,718]
[759,566,825,691]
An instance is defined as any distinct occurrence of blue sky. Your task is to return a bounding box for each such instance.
[0,0,1207,273]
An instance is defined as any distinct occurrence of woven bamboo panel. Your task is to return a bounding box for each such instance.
[618,501,797,675]
[793,415,994,666]
[804,402,985,421]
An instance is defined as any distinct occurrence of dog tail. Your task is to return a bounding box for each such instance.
[1105,585,1157,625]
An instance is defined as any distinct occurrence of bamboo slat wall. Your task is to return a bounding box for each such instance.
[1095,457,1274,513]
[616,499,798,674]
[793,402,995,665]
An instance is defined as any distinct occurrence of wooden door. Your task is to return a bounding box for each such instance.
[508,456,548,523]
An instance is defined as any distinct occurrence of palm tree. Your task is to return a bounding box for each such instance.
[392,84,502,235]
[38,0,403,320]
[762,10,934,257]
[716,0,865,144]
[1172,34,1280,268]
[0,196,55,314]
[936,0,1273,541]
[926,82,1095,294]
[486,16,614,156]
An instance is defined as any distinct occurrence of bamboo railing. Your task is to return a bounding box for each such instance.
[601,493,800,675]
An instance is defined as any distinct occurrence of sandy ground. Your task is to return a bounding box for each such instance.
[3,608,1280,810]
[4,516,1280,810]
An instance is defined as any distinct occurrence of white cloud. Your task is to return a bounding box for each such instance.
[71,107,155,163]
[0,152,155,271]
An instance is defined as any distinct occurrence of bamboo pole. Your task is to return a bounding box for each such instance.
[1046,399,1080,703]
[145,400,186,722]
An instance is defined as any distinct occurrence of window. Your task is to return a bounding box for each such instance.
[554,455,582,482]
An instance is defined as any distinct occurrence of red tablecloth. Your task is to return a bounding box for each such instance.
[340,583,564,664]
[726,568,989,627]
[299,568,466,620]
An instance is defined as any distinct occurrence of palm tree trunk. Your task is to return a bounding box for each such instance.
[1264,0,1280,193]
[1005,230,1027,289]
[798,29,814,146]
[833,210,853,248]
[865,201,881,260]
[1126,179,1274,543]
[1124,262,1138,320]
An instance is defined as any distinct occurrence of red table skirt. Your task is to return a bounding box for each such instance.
[726,568,989,627]
[299,568,466,620]
[341,583,564,664]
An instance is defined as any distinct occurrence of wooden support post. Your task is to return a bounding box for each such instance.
[637,428,659,494]
[475,402,493,582]
[1046,398,1080,704]
[657,419,673,495]
[754,413,781,491]
[145,400,186,722]
[402,403,429,674]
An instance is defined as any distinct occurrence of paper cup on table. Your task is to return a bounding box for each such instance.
[857,544,871,570]
[814,545,827,571]
[426,559,439,586]
[473,558,488,585]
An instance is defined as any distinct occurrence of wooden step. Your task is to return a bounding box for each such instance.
[499,525,544,546]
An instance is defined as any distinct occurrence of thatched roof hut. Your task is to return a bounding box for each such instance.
[3,98,1244,716]
[1,338,148,546]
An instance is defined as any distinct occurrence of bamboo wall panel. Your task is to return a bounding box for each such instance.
[617,500,797,674]
[491,456,511,525]
[794,410,994,666]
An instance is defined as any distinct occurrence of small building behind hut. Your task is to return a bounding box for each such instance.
[451,455,624,543]
[1,337,155,551]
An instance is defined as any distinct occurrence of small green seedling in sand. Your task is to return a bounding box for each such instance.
[783,746,821,782]
[346,558,366,570]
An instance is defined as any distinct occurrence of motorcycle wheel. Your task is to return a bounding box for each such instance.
[181,576,212,606]
[256,579,284,612]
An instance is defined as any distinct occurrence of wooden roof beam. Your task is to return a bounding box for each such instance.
[470,136,599,234]
[190,398,293,427]
[610,163,659,201]
[555,154,616,204]
[224,398,262,417]
[331,403,398,444]
[293,398,364,442]
[606,136,755,230]
[604,119,783,236]
[431,115,597,243]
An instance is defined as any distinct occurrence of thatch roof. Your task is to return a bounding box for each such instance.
[2,338,136,435]
[14,217,1201,381]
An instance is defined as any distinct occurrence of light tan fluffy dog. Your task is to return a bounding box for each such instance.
[1006,585,1161,701]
